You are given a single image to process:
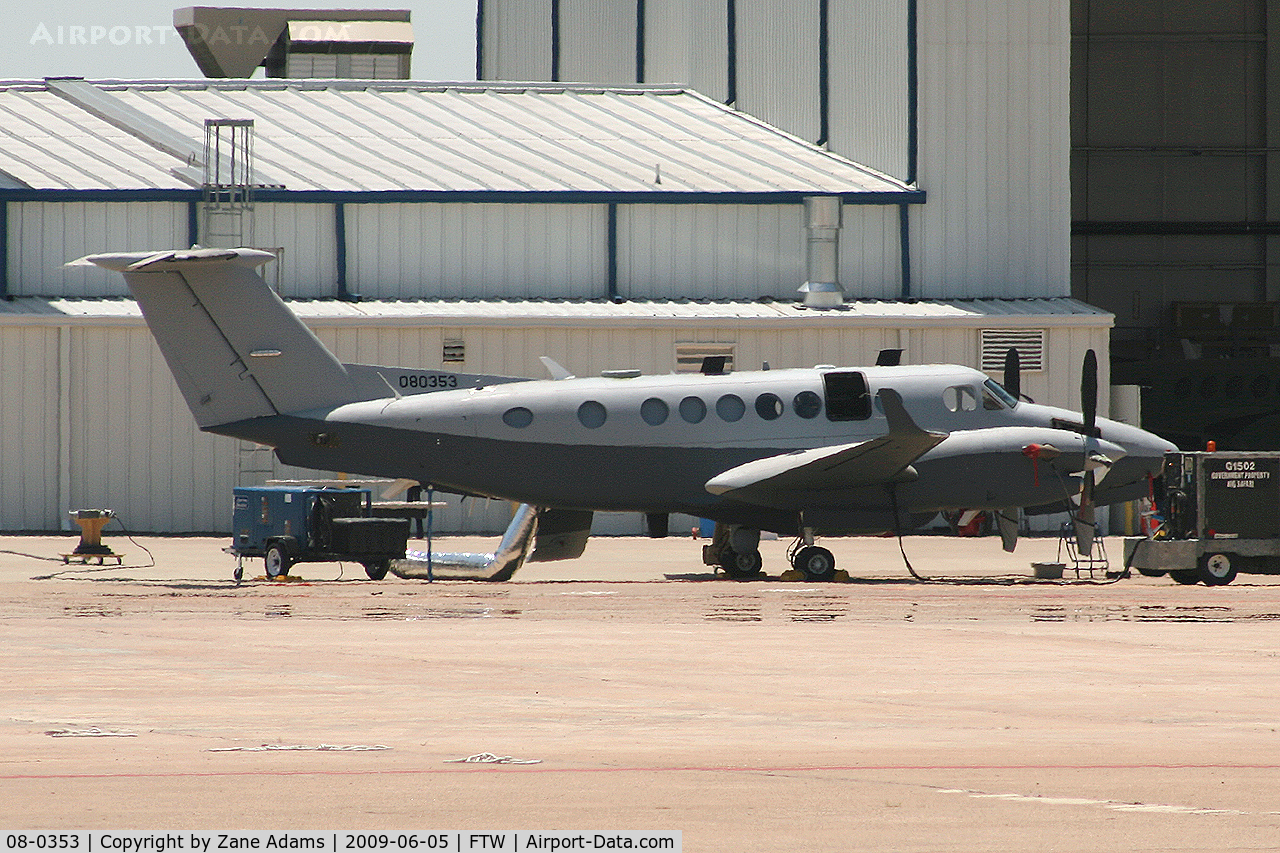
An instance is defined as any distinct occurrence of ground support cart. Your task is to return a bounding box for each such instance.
[1124,450,1280,585]
[228,486,409,581]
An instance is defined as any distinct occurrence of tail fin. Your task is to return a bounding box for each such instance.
[75,248,358,428]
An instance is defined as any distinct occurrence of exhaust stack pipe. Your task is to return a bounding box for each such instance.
[798,196,844,309]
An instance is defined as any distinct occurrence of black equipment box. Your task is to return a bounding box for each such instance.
[330,516,410,556]
[1126,451,1280,585]
[1163,451,1280,540]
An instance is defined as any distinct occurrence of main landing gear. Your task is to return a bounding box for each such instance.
[703,524,765,579]
[703,523,840,581]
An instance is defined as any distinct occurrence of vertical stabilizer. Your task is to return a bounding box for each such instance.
[75,248,358,428]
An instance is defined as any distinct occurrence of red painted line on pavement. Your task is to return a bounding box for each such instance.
[3,763,1279,781]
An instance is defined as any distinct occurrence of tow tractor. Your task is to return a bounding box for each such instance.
[228,486,409,581]
[1125,450,1280,585]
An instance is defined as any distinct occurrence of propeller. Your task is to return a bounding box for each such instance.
[1073,349,1105,555]
[1003,348,1021,401]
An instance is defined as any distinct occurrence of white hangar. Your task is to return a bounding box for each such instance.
[0,0,1105,535]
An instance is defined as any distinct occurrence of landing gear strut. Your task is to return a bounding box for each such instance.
[703,523,764,579]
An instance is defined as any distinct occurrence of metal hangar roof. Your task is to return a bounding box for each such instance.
[0,78,923,203]
[0,296,1109,329]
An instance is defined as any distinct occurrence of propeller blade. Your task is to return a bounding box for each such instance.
[1003,348,1021,401]
[995,508,1019,553]
[1074,467,1097,556]
[1081,349,1098,433]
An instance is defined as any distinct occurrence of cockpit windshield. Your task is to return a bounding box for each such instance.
[983,378,1019,410]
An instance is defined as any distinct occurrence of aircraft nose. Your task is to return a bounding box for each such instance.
[1102,419,1176,474]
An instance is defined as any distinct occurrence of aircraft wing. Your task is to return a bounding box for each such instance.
[705,389,947,507]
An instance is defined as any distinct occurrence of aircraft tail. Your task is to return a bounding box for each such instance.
[75,248,360,429]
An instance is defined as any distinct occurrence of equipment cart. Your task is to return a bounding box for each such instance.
[229,486,409,581]
[1125,451,1280,585]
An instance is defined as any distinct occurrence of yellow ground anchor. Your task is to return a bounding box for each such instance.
[61,509,123,565]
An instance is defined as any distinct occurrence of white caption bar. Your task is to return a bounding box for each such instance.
[0,833,681,853]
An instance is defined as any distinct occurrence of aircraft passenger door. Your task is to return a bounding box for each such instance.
[822,371,872,421]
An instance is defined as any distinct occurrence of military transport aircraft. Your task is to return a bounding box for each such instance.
[78,247,1176,580]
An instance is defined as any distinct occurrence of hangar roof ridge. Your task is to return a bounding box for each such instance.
[0,78,924,201]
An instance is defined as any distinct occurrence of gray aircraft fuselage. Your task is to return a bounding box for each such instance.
[218,363,1170,536]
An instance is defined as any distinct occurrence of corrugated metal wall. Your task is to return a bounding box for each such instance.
[0,316,1106,533]
[736,0,821,143]
[480,0,1073,300]
[828,1,909,179]
[839,205,902,299]
[642,0,729,99]
[9,198,894,302]
[68,326,239,532]
[913,0,1071,298]
[558,0,637,84]
[618,204,804,299]
[8,202,187,297]
[481,0,554,80]
[247,203,339,299]
[0,326,59,530]
[347,202,608,299]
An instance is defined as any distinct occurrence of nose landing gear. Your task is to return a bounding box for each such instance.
[791,544,836,582]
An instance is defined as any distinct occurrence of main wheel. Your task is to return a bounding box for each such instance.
[1198,553,1237,586]
[264,543,291,579]
[721,548,763,579]
[363,560,390,581]
[793,546,835,582]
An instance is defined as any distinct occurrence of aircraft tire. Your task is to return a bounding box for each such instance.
[721,549,763,579]
[1169,569,1200,585]
[264,543,291,579]
[794,546,835,582]
[363,560,390,581]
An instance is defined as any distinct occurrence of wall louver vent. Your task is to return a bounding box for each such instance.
[675,343,735,373]
[980,329,1045,372]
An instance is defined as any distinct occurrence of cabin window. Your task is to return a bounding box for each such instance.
[755,393,784,420]
[822,372,872,421]
[641,397,669,425]
[578,400,607,428]
[793,390,822,419]
[679,396,707,423]
[943,385,978,412]
[503,407,533,428]
[716,394,745,422]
